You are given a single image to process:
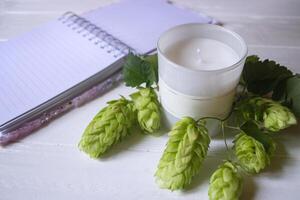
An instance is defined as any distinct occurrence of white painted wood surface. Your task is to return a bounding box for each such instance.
[1,0,300,199]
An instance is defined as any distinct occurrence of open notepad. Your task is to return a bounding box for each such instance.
[0,0,215,134]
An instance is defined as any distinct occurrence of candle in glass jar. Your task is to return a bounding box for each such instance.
[157,24,247,133]
[164,38,240,70]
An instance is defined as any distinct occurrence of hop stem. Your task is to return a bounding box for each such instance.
[221,121,231,160]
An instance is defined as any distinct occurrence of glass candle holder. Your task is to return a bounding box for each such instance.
[157,23,247,131]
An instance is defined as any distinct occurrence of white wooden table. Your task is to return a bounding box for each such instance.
[1,0,300,199]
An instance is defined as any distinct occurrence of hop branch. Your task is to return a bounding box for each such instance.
[78,54,300,199]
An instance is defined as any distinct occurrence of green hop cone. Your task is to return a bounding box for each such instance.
[233,132,275,173]
[130,88,161,133]
[78,97,135,158]
[208,161,243,200]
[263,100,297,132]
[236,97,297,132]
[155,117,210,190]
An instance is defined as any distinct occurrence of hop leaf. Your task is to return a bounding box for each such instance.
[235,97,269,123]
[208,161,243,200]
[123,53,158,88]
[273,75,300,117]
[155,117,210,190]
[78,97,136,158]
[233,132,275,173]
[130,88,161,133]
[236,97,297,132]
[242,55,293,95]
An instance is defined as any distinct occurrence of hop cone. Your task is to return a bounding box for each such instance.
[130,88,161,133]
[78,97,135,158]
[233,132,275,173]
[208,161,243,200]
[263,101,297,132]
[155,117,210,190]
[236,97,296,132]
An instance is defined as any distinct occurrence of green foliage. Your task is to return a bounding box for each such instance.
[242,55,292,95]
[155,117,210,190]
[235,97,297,132]
[273,75,300,117]
[208,161,243,200]
[123,53,158,88]
[242,55,300,117]
[130,87,161,133]
[78,97,136,158]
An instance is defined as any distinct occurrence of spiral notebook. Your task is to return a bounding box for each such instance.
[0,0,215,140]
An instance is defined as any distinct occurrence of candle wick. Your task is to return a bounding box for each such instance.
[196,48,203,63]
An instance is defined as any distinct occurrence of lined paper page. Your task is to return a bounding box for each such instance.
[0,20,119,125]
[0,0,215,127]
[84,0,215,54]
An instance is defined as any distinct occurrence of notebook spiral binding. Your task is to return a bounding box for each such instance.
[58,11,136,58]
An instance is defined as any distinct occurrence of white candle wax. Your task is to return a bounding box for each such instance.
[158,24,247,97]
[165,38,240,70]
